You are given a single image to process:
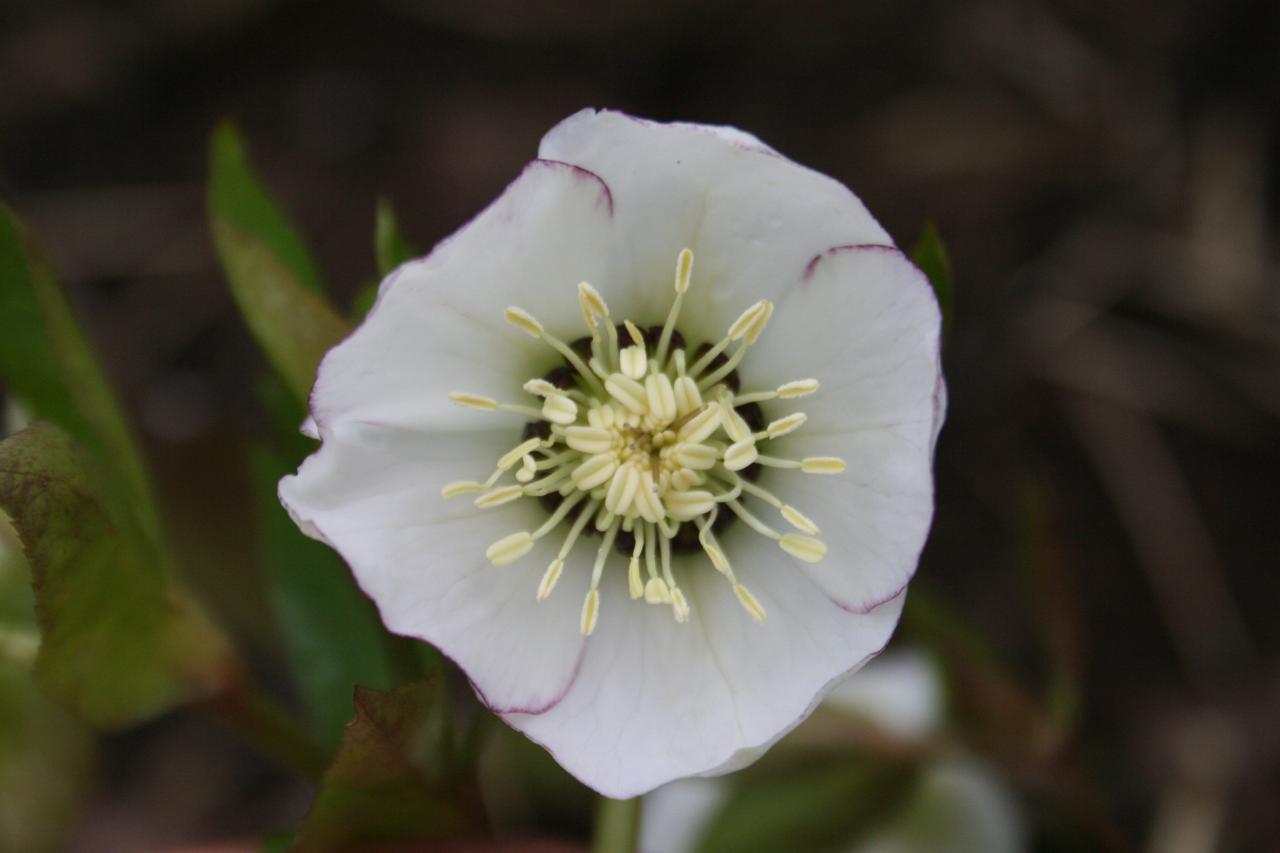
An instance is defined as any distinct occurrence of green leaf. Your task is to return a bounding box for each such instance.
[0,423,232,727]
[0,204,160,542]
[296,680,481,850]
[910,220,954,335]
[349,281,379,322]
[375,198,419,278]
[208,126,352,404]
[251,439,397,750]
[696,752,919,853]
[210,222,351,404]
[208,122,326,294]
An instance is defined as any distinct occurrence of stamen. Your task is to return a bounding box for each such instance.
[620,345,647,380]
[665,489,716,521]
[645,373,677,423]
[673,442,717,470]
[723,438,759,471]
[475,485,523,508]
[504,306,543,336]
[734,583,767,622]
[623,320,646,348]
[734,477,821,535]
[743,300,773,344]
[581,520,620,635]
[671,586,690,623]
[523,466,571,496]
[605,373,648,414]
[486,531,534,566]
[677,403,721,444]
[441,480,484,498]
[726,499,781,541]
[542,393,578,424]
[523,378,558,397]
[565,426,614,455]
[697,340,750,391]
[577,281,608,324]
[695,516,731,574]
[537,559,565,601]
[655,247,693,365]
[449,391,497,410]
[728,299,771,344]
[509,304,606,395]
[644,521,660,584]
[778,378,819,398]
[779,533,827,563]
[580,588,600,635]
[500,438,544,470]
[673,375,702,416]
[735,378,821,405]
[532,491,588,538]
[455,249,839,631]
[628,525,646,599]
[571,453,618,490]
[801,456,846,474]
[604,462,642,516]
[763,412,807,439]
[781,505,820,535]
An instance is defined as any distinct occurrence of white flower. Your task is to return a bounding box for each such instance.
[280,109,945,798]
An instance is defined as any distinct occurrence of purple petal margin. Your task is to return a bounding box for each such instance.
[799,243,948,616]
[304,157,614,439]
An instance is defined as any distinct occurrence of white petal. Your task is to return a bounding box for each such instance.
[538,109,893,340]
[279,421,590,714]
[309,159,616,436]
[748,246,944,612]
[504,549,904,798]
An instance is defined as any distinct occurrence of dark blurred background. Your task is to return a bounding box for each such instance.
[2,1,1278,849]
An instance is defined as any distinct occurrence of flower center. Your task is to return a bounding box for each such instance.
[444,249,845,635]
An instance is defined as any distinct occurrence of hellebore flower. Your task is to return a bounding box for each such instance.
[280,109,945,798]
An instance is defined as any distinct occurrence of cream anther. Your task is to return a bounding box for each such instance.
[487,531,534,566]
[542,393,578,425]
[801,457,847,474]
[765,412,807,439]
[475,485,523,508]
[723,438,759,471]
[504,306,543,336]
[446,247,843,629]
[779,533,827,563]
[728,300,770,342]
[449,392,497,410]
[620,345,647,380]
[734,584,767,622]
[778,379,819,398]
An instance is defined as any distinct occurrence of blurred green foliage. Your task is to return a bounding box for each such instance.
[296,679,483,850]
[208,125,417,751]
[0,423,231,726]
[696,751,920,853]
[910,221,953,337]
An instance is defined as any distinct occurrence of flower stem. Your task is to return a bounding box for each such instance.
[592,795,641,853]
[199,680,329,783]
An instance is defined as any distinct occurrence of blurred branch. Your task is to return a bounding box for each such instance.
[1065,393,1255,686]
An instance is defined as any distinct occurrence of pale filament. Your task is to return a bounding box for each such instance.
[445,248,844,635]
